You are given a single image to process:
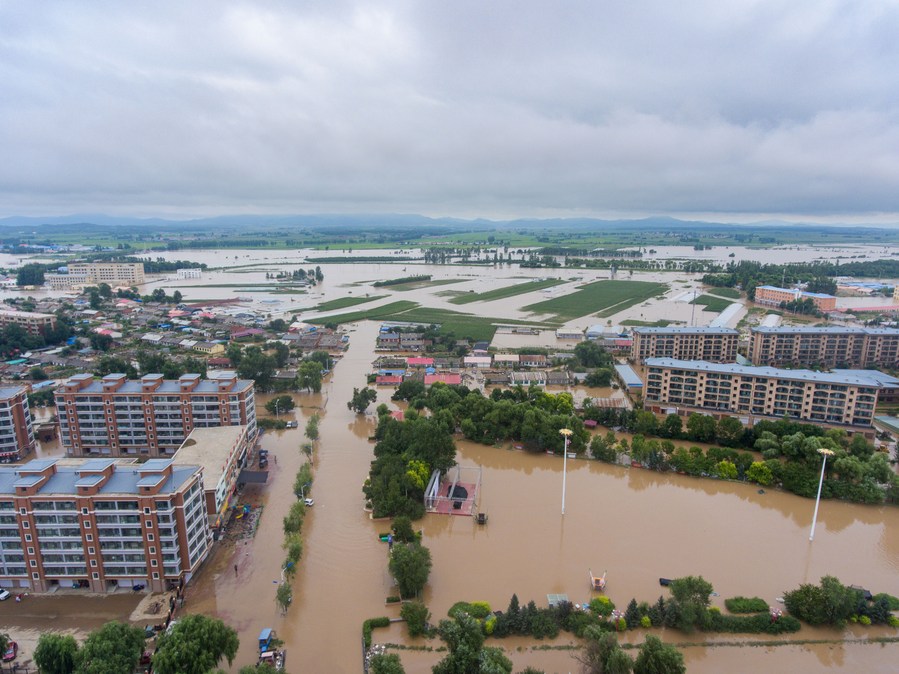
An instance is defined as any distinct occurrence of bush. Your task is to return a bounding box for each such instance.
[363,617,391,649]
[640,616,652,628]
[873,593,899,611]
[258,418,287,430]
[448,601,491,620]
[859,615,872,626]
[709,611,802,634]
[590,596,616,617]
[724,596,769,613]
[401,600,431,637]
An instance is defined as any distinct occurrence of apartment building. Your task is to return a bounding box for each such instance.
[754,285,837,312]
[750,326,899,369]
[631,327,739,363]
[643,358,883,428]
[173,426,250,530]
[55,373,257,458]
[45,262,146,290]
[0,457,210,593]
[0,309,57,336]
[0,387,36,462]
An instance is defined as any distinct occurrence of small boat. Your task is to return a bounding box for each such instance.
[659,578,671,587]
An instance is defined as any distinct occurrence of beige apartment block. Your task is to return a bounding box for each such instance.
[0,309,57,336]
[45,262,145,289]
[55,373,257,458]
[750,327,899,369]
[631,327,739,363]
[643,358,883,428]
[0,457,210,593]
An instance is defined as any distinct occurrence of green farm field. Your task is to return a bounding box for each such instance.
[522,280,668,321]
[449,278,566,305]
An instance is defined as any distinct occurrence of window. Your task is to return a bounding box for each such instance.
[27,547,34,554]
[24,534,32,542]
[149,546,156,554]
[23,521,29,529]
[29,559,36,567]
[86,534,93,542]
[152,572,159,579]
[144,507,151,515]
[90,559,97,567]
[147,534,154,541]
[88,547,95,554]
[84,521,91,529]
[150,559,158,567]
[82,507,89,515]
[20,508,26,515]
[145,520,152,528]
[92,572,99,579]
[33,572,39,579]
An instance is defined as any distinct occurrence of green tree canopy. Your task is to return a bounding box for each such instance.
[151,614,239,674]
[632,635,685,674]
[348,386,378,414]
[75,621,145,674]
[389,542,432,599]
[35,633,79,674]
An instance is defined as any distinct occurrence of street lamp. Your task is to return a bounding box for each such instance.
[559,428,573,516]
[809,448,835,541]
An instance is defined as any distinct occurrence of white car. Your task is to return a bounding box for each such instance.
[303,498,314,507]
[0,589,10,601]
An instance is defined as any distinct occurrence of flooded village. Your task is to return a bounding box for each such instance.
[2,243,899,673]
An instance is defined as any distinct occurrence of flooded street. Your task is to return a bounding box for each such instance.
[172,319,899,672]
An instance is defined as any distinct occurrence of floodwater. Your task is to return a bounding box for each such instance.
[171,320,899,672]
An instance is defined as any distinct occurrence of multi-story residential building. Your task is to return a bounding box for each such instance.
[173,426,250,531]
[754,285,837,312]
[750,326,899,369]
[631,327,739,363]
[0,457,210,593]
[55,373,257,458]
[45,262,145,290]
[0,387,35,462]
[0,309,57,336]
[643,358,884,428]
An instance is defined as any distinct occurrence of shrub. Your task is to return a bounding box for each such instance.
[401,600,431,637]
[888,616,899,628]
[873,593,899,611]
[725,596,769,613]
[590,596,615,616]
[386,596,401,604]
[708,611,802,634]
[363,617,391,649]
[859,615,872,626]
[640,616,652,628]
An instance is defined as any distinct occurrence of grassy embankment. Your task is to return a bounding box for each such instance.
[523,280,668,321]
[449,279,566,305]
[706,287,742,299]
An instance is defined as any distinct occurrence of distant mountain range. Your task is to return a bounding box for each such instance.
[0,213,896,232]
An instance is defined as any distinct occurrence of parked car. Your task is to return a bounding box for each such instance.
[0,589,10,601]
[3,641,17,662]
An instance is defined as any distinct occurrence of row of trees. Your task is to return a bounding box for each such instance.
[8,614,241,674]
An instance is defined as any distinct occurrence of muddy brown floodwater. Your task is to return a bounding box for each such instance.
[156,320,899,672]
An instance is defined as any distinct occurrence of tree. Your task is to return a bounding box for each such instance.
[29,366,49,380]
[585,368,614,387]
[90,333,114,351]
[715,416,746,447]
[577,628,633,674]
[237,346,277,390]
[388,542,432,598]
[35,633,79,674]
[685,413,716,443]
[305,413,320,442]
[17,262,46,286]
[172,290,183,304]
[268,318,288,332]
[0,634,8,662]
[93,356,137,378]
[75,621,145,674]
[660,414,682,439]
[370,653,406,674]
[239,664,278,674]
[574,340,612,368]
[391,515,416,543]
[306,350,330,370]
[97,283,113,299]
[270,341,290,367]
[668,575,714,632]
[400,600,431,637]
[433,613,512,674]
[298,360,323,392]
[276,581,293,613]
[152,614,239,674]
[348,386,378,414]
[632,635,685,674]
[265,395,295,416]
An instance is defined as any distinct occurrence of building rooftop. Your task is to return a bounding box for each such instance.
[173,426,248,488]
[644,358,890,388]
[751,326,899,336]
[632,326,739,335]
[0,386,26,400]
[60,375,254,394]
[614,363,643,387]
[0,459,199,496]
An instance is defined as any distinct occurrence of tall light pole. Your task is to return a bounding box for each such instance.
[560,428,573,516]
[809,448,835,541]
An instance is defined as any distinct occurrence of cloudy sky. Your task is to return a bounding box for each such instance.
[2,1,898,222]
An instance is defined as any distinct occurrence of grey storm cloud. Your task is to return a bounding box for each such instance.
[1,0,898,220]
